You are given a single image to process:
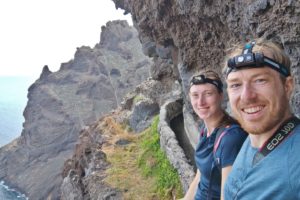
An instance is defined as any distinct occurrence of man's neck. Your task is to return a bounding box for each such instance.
[249,134,271,148]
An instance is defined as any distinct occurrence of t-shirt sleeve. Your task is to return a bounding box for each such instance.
[218,127,247,168]
[288,129,300,198]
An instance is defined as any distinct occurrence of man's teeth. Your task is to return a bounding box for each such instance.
[244,106,263,114]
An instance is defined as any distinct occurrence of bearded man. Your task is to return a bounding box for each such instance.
[223,39,300,200]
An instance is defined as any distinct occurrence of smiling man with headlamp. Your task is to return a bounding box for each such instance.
[223,39,300,200]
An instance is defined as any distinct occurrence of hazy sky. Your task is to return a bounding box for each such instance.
[0,0,132,79]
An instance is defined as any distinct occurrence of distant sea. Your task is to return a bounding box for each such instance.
[0,76,34,199]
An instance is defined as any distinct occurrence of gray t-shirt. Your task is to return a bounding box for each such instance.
[224,125,300,200]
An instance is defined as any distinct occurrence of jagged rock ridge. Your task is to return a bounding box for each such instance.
[61,114,124,199]
[0,20,152,199]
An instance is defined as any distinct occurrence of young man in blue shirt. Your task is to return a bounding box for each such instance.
[223,39,300,200]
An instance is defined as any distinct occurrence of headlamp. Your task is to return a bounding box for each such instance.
[226,41,290,77]
[190,74,223,92]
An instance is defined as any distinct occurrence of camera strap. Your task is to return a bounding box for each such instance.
[252,116,300,166]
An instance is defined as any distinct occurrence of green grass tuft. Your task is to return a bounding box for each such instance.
[104,115,183,199]
[138,115,183,199]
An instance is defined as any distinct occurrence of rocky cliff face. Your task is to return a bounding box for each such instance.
[61,113,124,200]
[111,0,300,193]
[0,20,151,199]
[113,0,300,111]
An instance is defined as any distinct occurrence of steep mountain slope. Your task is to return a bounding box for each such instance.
[0,20,151,199]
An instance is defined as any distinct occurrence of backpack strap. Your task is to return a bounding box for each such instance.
[213,124,239,169]
[213,127,227,154]
[207,124,239,200]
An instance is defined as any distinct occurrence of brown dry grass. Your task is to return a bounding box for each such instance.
[101,116,159,200]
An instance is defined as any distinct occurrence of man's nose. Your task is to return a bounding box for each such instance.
[240,83,257,102]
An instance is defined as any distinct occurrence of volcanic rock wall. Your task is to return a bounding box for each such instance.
[114,0,300,114]
[112,0,300,192]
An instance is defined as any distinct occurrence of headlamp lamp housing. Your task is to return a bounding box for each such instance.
[228,52,264,69]
[226,42,290,77]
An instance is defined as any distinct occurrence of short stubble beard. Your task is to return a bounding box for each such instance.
[233,94,290,135]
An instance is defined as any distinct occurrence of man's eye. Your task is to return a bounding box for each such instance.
[255,78,267,84]
[229,83,241,89]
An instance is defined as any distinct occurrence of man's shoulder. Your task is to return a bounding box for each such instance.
[290,124,300,140]
[285,124,300,162]
[289,124,300,146]
[294,124,300,132]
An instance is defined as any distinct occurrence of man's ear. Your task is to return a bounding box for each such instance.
[285,76,294,99]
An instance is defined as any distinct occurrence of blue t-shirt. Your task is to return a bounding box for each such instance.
[194,125,247,200]
[224,125,300,200]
